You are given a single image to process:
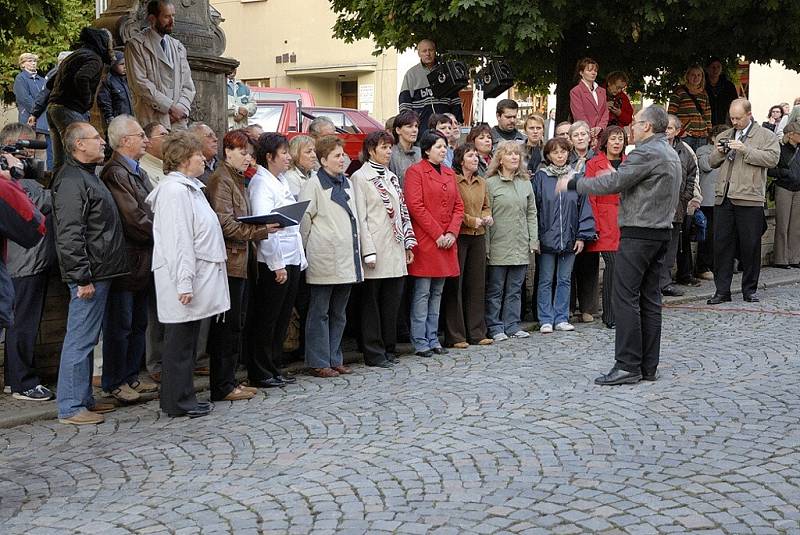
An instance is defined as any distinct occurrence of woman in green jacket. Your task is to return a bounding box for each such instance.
[484,141,539,341]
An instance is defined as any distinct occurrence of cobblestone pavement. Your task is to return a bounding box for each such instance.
[1,285,799,534]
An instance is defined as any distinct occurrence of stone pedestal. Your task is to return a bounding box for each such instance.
[94,0,237,138]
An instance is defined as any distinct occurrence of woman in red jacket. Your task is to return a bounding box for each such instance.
[569,57,609,145]
[584,126,626,328]
[403,131,465,357]
[604,71,634,129]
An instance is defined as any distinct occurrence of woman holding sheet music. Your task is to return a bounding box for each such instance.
[206,129,277,402]
[247,133,307,388]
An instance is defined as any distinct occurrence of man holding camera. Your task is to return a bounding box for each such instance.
[707,98,780,305]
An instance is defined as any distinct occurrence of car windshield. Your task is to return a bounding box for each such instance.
[251,104,284,132]
[305,111,357,133]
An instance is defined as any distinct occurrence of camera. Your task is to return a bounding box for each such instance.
[717,138,732,153]
[0,139,47,182]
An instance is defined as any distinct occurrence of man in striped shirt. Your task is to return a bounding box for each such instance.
[399,39,463,136]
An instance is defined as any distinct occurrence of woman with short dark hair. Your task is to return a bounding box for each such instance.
[403,131,464,357]
[466,124,493,176]
[763,105,784,133]
[351,131,417,367]
[569,57,609,145]
[389,109,421,186]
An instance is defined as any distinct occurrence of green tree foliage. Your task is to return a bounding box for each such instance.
[0,0,95,104]
[330,0,800,119]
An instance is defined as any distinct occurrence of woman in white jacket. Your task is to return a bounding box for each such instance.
[146,131,229,419]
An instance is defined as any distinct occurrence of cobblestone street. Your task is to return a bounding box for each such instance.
[1,284,799,534]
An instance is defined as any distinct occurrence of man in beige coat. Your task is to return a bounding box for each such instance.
[125,0,195,130]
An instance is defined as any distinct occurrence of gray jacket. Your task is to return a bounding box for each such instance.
[7,179,57,278]
[575,133,681,237]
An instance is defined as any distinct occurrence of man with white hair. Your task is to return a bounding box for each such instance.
[98,115,158,403]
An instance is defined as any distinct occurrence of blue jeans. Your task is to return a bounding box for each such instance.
[485,265,527,336]
[537,253,575,326]
[101,288,148,391]
[410,277,445,352]
[305,284,351,369]
[56,281,111,419]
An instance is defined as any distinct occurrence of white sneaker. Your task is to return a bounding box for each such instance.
[555,322,575,331]
[512,330,530,338]
[539,323,553,334]
[492,332,509,342]
[3,386,10,394]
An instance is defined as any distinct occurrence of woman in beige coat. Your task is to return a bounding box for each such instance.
[351,131,417,368]
[299,136,375,377]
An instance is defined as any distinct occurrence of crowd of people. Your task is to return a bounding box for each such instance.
[1,24,799,423]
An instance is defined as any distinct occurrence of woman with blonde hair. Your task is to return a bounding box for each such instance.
[284,135,316,199]
[484,141,538,341]
[668,65,712,152]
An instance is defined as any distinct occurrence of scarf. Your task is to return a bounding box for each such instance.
[541,163,571,177]
[368,161,417,249]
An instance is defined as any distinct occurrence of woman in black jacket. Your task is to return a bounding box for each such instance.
[768,121,800,268]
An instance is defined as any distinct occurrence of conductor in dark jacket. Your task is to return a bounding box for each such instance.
[52,122,128,425]
[557,105,681,386]
[99,115,155,403]
[97,52,133,129]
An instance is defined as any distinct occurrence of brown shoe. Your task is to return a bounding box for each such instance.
[223,388,255,401]
[332,365,352,375]
[109,383,141,403]
[129,379,158,393]
[477,338,494,345]
[239,384,258,394]
[149,372,161,383]
[194,366,210,376]
[312,367,339,378]
[89,402,116,414]
[59,410,104,425]
[580,313,594,323]
[452,342,469,349]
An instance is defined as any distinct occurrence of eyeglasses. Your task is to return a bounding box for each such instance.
[125,132,147,139]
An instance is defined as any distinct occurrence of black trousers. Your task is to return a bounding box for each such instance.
[600,252,616,326]
[208,277,247,401]
[160,320,201,415]
[361,276,404,364]
[659,224,682,290]
[4,273,48,392]
[614,237,669,375]
[248,263,300,382]
[443,234,487,345]
[571,251,599,315]
[713,199,766,297]
[676,216,694,282]
[695,206,715,273]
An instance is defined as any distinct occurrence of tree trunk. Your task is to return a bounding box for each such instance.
[555,23,589,123]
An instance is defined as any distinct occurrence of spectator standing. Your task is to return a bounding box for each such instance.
[442,143,493,349]
[351,131,417,366]
[146,131,227,418]
[522,114,545,175]
[97,52,134,130]
[568,121,594,173]
[705,58,740,127]
[429,113,456,167]
[554,121,572,140]
[13,53,51,168]
[767,121,800,268]
[2,123,54,401]
[491,99,526,145]
[668,65,712,152]
[485,141,538,341]
[140,122,169,187]
[126,0,195,130]
[284,135,316,199]
[694,125,728,280]
[300,136,372,377]
[707,99,780,304]
[763,105,784,133]
[555,105,682,386]
[46,28,113,170]
[569,57,609,145]
[189,122,219,185]
[775,98,800,139]
[544,109,556,141]
[388,110,421,187]
[466,124,493,176]
[227,68,256,130]
[247,133,305,387]
[604,71,634,129]
[404,132,464,357]
[398,39,463,135]
[99,116,159,404]
[52,122,127,424]
[534,138,595,334]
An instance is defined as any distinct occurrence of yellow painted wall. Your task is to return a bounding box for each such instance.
[749,61,800,123]
[211,0,399,122]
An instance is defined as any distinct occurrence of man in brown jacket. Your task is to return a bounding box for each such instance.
[707,98,780,304]
[100,115,158,402]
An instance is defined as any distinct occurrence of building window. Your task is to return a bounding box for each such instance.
[244,78,270,88]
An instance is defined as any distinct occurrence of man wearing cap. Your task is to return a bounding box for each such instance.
[97,52,133,129]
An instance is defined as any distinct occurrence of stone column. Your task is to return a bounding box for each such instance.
[95,0,237,139]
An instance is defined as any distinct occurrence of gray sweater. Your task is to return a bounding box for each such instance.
[572,133,681,239]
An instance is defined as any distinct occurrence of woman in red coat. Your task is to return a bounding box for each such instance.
[403,131,464,357]
[604,71,634,129]
[570,57,609,145]
[584,126,626,329]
